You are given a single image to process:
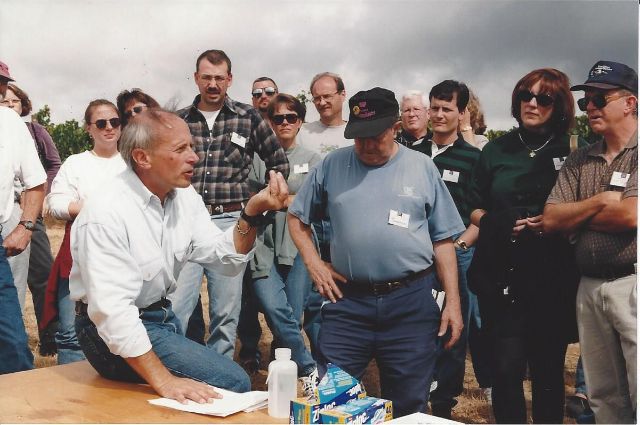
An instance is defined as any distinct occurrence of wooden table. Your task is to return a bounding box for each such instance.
[0,361,286,423]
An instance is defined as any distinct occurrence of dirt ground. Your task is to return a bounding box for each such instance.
[24,218,580,424]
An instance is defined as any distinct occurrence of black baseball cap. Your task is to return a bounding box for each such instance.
[571,60,638,94]
[344,87,399,139]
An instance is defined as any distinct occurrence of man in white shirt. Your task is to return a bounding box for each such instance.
[70,109,289,402]
[0,61,47,374]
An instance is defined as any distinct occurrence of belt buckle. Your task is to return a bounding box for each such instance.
[214,205,223,214]
[372,281,400,296]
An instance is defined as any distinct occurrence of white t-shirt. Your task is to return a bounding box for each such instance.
[0,107,46,223]
[297,120,351,158]
[197,108,221,132]
[46,151,127,221]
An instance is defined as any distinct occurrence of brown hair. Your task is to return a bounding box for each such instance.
[6,83,32,117]
[116,88,160,125]
[84,99,118,128]
[309,72,345,95]
[266,93,307,122]
[511,68,575,134]
[467,89,486,135]
[196,50,232,73]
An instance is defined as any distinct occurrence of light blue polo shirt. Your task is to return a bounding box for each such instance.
[289,144,464,283]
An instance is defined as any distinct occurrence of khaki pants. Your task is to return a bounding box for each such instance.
[577,273,637,424]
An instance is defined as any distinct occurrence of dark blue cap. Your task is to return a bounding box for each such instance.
[571,60,637,94]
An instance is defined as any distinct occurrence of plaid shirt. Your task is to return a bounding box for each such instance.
[178,95,289,205]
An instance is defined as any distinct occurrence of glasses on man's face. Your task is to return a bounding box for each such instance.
[577,92,626,112]
[1,98,21,106]
[199,74,228,85]
[271,114,299,125]
[312,91,339,104]
[517,90,555,107]
[90,117,121,130]
[124,105,147,119]
[252,87,277,98]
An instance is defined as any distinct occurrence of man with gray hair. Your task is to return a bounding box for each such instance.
[397,90,430,152]
[70,109,289,401]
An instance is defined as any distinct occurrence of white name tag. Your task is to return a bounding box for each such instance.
[230,132,246,148]
[553,157,566,171]
[442,169,460,183]
[293,163,309,174]
[610,171,630,187]
[388,210,410,228]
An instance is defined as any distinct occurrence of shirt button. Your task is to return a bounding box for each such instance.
[204,190,208,194]
[208,154,212,157]
[206,171,210,175]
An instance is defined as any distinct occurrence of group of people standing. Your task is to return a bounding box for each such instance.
[0,52,635,424]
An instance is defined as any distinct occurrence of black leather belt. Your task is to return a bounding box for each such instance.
[342,267,433,296]
[205,202,245,215]
[75,298,170,315]
[584,264,636,281]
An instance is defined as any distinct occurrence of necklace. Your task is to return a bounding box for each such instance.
[518,130,553,157]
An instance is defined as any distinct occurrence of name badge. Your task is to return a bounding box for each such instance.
[230,132,246,148]
[442,169,460,183]
[293,163,309,174]
[610,171,630,187]
[553,157,566,171]
[388,210,410,228]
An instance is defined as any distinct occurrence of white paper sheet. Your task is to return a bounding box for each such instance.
[386,412,463,424]
[149,388,268,417]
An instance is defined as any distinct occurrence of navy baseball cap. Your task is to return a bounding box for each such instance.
[344,87,399,139]
[571,60,638,94]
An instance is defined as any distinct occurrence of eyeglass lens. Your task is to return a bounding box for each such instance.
[272,114,298,125]
[94,117,121,129]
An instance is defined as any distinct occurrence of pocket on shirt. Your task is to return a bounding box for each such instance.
[173,243,193,276]
[139,258,163,282]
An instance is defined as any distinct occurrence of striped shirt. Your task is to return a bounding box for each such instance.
[426,135,481,226]
[547,134,637,274]
[177,95,289,205]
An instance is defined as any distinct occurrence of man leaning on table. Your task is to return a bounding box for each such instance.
[69,109,289,403]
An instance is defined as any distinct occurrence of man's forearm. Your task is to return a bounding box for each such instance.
[543,194,611,234]
[432,238,459,304]
[288,213,320,267]
[124,350,174,390]
[588,196,637,232]
[21,184,45,221]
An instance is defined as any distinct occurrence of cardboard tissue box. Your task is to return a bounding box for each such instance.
[290,363,365,424]
[320,396,393,424]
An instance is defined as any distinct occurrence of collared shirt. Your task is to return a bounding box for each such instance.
[177,95,289,205]
[426,135,481,227]
[69,168,253,358]
[396,129,430,155]
[547,133,637,274]
[0,108,46,223]
[46,151,127,221]
[290,145,464,283]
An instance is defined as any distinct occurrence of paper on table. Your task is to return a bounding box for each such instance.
[149,387,268,417]
[386,412,463,424]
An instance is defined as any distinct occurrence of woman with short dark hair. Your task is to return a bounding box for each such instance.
[116,88,160,126]
[468,68,587,423]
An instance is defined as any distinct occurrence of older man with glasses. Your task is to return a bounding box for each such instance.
[544,60,637,424]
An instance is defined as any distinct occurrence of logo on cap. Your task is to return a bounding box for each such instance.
[591,64,613,77]
[353,105,361,116]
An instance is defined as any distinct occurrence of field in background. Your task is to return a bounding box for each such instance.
[23,218,579,423]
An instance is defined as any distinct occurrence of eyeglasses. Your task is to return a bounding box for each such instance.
[577,92,626,112]
[271,114,299,125]
[251,87,277,98]
[124,105,147,119]
[517,90,554,107]
[312,91,339,104]
[90,118,121,129]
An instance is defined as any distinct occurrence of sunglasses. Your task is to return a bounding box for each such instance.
[90,117,121,129]
[271,114,299,125]
[124,105,146,119]
[251,87,277,98]
[517,90,555,107]
[577,92,625,112]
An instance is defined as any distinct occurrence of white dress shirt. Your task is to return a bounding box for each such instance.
[0,107,46,223]
[69,168,253,358]
[46,150,127,221]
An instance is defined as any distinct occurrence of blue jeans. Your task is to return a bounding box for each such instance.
[55,277,86,364]
[318,271,441,418]
[0,234,33,374]
[170,211,245,358]
[575,356,586,395]
[75,301,250,392]
[430,242,474,409]
[252,262,315,376]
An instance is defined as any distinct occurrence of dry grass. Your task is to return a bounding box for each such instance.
[22,219,579,423]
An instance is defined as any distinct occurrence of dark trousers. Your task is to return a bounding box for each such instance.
[481,295,568,424]
[318,272,440,418]
[27,216,53,326]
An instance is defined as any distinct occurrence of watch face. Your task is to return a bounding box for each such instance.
[20,221,35,230]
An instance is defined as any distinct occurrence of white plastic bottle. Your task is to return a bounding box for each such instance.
[267,348,298,418]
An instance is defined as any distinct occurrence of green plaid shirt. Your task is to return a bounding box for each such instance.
[178,95,289,205]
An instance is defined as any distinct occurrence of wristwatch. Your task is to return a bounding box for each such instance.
[455,239,469,250]
[460,126,473,132]
[18,220,35,231]
[240,207,274,227]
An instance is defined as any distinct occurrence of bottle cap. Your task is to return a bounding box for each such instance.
[274,348,291,360]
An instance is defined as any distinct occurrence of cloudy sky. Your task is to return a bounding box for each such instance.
[1,0,637,130]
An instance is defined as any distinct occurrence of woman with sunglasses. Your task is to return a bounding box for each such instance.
[45,99,127,364]
[468,68,587,423]
[1,83,62,355]
[116,88,160,127]
[244,93,320,394]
